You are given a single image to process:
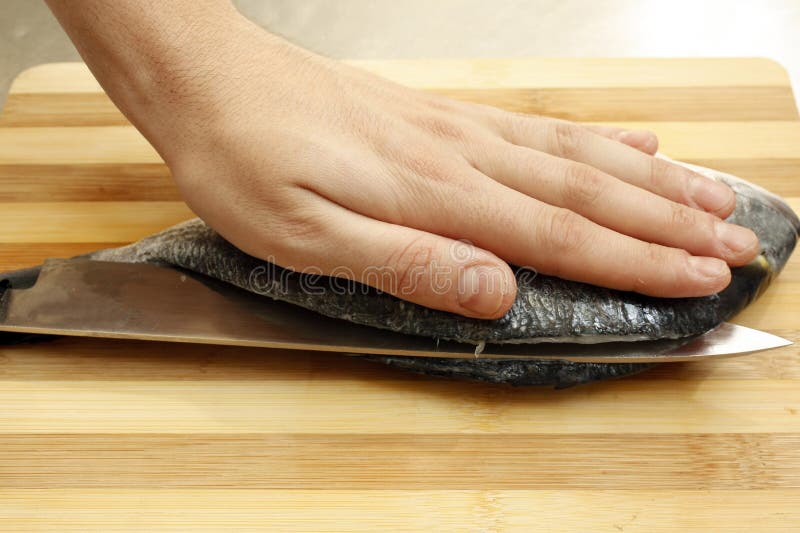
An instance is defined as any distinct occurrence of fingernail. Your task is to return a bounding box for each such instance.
[715,222,759,255]
[689,176,735,213]
[458,265,506,317]
[688,256,729,280]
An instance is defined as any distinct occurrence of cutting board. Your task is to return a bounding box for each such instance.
[1,59,799,531]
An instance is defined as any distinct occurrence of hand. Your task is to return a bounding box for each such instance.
[119,11,759,319]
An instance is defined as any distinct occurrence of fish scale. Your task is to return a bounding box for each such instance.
[73,161,800,386]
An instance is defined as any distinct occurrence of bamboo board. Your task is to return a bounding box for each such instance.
[0,59,799,531]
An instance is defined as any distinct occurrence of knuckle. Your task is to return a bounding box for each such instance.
[667,201,697,229]
[541,208,589,255]
[393,150,454,185]
[643,241,669,265]
[270,208,328,254]
[397,153,481,195]
[649,157,689,196]
[630,242,687,293]
[562,163,606,207]
[647,157,669,190]
[424,94,460,113]
[549,120,585,159]
[386,235,438,294]
[649,242,689,277]
[502,113,531,142]
[499,112,549,146]
[413,114,469,143]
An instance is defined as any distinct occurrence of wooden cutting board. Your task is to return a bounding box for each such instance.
[1,59,799,531]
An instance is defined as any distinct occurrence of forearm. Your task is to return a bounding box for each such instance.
[44,0,296,161]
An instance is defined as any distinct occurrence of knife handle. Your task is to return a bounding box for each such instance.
[0,265,54,345]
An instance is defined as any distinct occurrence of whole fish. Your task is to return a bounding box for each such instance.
[87,161,798,387]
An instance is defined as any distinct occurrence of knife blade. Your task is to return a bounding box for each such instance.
[0,258,791,362]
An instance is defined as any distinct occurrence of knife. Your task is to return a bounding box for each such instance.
[0,258,791,362]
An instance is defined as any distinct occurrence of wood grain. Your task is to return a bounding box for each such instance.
[1,379,799,434]
[1,433,799,489]
[1,122,799,200]
[2,489,797,532]
[0,201,193,242]
[4,87,796,127]
[0,59,798,531]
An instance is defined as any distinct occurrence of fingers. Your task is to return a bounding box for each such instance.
[268,196,517,319]
[584,125,659,155]
[317,160,733,298]
[500,116,737,219]
[441,178,734,298]
[474,145,760,266]
[303,150,734,298]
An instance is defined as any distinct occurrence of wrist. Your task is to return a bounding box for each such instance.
[125,17,324,168]
[139,34,331,170]
[113,6,251,150]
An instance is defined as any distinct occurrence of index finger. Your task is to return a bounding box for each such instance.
[500,116,737,219]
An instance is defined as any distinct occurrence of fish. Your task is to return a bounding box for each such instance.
[85,160,798,388]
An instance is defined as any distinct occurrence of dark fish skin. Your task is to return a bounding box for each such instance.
[366,356,657,389]
[88,162,799,387]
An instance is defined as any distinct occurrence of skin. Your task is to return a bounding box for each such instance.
[45,0,760,319]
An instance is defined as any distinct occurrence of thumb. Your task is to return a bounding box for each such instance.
[284,209,518,319]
